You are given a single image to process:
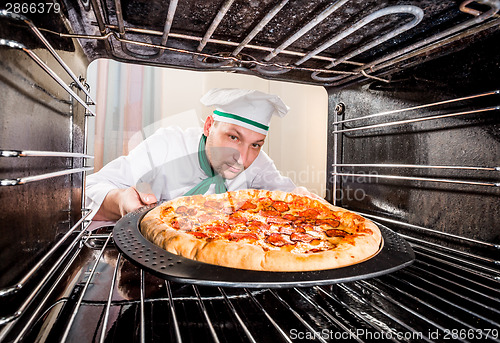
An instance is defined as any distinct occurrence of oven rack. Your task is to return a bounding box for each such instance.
[0,150,94,159]
[328,86,499,285]
[332,163,499,188]
[0,11,96,115]
[332,87,499,133]
[0,9,97,339]
[36,0,500,86]
[404,236,497,278]
[0,210,90,298]
[0,221,96,343]
[0,167,94,187]
[0,10,95,106]
[331,89,500,201]
[357,212,499,251]
[332,170,499,188]
[0,11,96,204]
[0,38,96,116]
[333,90,500,126]
[353,214,500,281]
[0,211,92,337]
[0,149,94,186]
[333,106,499,134]
[6,225,498,343]
[329,91,499,282]
[408,242,499,280]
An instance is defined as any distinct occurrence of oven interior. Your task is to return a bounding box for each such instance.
[0,0,499,342]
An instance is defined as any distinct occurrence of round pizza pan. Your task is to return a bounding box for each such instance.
[113,204,415,288]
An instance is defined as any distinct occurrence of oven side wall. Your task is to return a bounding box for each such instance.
[325,32,500,252]
[0,42,89,290]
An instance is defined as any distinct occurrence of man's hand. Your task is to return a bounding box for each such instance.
[117,187,157,216]
[93,186,157,221]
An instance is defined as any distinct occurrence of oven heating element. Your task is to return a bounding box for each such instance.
[2,0,499,86]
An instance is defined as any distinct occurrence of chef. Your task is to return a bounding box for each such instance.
[86,88,314,221]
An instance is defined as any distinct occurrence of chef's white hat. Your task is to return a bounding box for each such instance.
[200,88,289,135]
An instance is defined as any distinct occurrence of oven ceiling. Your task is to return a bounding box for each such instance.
[57,0,500,87]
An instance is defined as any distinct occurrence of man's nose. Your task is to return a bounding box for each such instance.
[235,146,247,166]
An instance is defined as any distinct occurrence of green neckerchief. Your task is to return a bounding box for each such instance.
[183,135,227,196]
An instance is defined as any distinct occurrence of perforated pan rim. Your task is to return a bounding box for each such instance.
[113,205,415,288]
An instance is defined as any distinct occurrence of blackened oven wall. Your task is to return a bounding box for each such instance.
[325,31,500,254]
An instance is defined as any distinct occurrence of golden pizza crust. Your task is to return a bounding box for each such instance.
[140,189,382,272]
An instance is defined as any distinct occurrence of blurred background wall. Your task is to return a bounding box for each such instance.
[86,59,328,196]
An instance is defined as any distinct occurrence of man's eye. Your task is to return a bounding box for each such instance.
[229,135,238,141]
[252,143,262,148]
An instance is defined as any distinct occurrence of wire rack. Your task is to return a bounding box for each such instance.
[1,1,499,342]
[4,225,497,343]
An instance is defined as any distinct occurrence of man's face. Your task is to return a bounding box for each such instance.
[204,116,266,179]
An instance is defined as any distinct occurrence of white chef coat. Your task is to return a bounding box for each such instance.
[85,126,296,215]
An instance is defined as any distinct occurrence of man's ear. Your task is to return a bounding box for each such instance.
[203,115,215,136]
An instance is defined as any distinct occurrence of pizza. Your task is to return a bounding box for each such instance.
[140,189,382,272]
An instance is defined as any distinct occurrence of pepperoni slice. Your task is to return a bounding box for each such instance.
[229,211,248,221]
[239,200,257,211]
[278,226,295,235]
[204,200,223,209]
[227,232,259,241]
[175,206,188,214]
[170,219,181,229]
[298,209,320,219]
[292,225,307,233]
[325,229,348,237]
[187,207,197,216]
[290,232,317,243]
[316,218,340,228]
[247,220,270,232]
[258,197,274,207]
[226,215,248,226]
[189,232,207,239]
[265,233,292,247]
[170,218,192,231]
[259,209,280,217]
[356,227,373,234]
[283,214,306,226]
[197,214,216,223]
[294,216,306,223]
[204,226,226,234]
[292,196,309,208]
[271,201,289,212]
[282,214,297,221]
[205,222,230,234]
[266,216,291,225]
